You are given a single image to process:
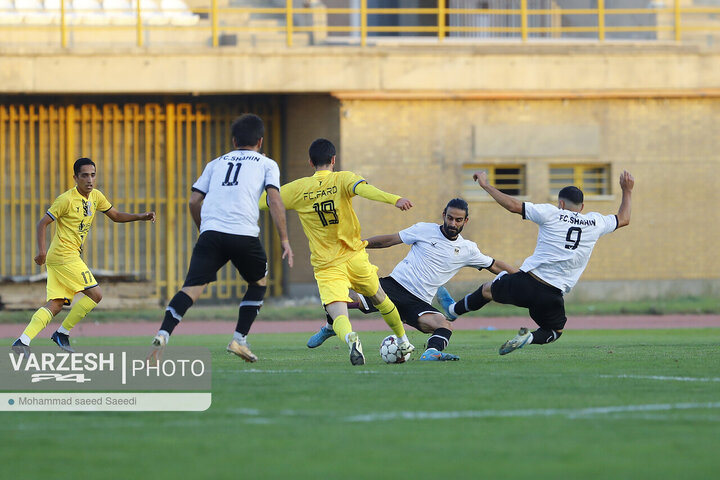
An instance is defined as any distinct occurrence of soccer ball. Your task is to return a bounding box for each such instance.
[379,335,410,364]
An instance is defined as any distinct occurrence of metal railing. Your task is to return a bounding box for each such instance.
[2,0,720,49]
[0,100,284,302]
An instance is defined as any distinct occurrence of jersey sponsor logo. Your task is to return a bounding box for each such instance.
[226,153,261,162]
[303,185,338,201]
[81,199,93,217]
[558,213,596,226]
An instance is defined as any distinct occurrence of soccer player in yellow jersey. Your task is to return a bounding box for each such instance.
[261,138,415,365]
[11,158,156,355]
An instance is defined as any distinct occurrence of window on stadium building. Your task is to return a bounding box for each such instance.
[549,164,610,197]
[462,164,525,201]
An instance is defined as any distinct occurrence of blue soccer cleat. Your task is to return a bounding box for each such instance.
[436,286,457,321]
[11,339,31,357]
[307,325,336,348]
[51,331,75,353]
[420,348,460,361]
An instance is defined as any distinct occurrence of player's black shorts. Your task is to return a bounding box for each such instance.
[357,276,440,331]
[183,231,267,287]
[490,271,567,330]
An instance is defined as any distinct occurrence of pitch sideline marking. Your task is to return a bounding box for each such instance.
[345,402,720,422]
[601,374,720,383]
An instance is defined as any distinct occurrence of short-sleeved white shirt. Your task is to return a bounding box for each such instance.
[192,149,280,237]
[390,222,495,304]
[520,202,618,294]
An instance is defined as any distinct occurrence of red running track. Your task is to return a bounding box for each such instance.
[1,315,719,339]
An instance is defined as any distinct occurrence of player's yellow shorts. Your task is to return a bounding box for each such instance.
[314,249,380,305]
[46,259,98,305]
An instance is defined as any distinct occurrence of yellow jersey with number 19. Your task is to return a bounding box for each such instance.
[273,170,382,269]
[45,187,112,265]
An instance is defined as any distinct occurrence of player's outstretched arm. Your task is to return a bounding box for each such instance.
[34,214,54,266]
[354,182,412,211]
[488,259,519,275]
[473,171,523,214]
[266,187,294,268]
[364,233,402,249]
[616,170,634,229]
[104,207,156,224]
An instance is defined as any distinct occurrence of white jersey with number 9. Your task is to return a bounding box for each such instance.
[519,202,618,294]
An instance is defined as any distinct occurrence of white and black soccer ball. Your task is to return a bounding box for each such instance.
[379,335,410,364]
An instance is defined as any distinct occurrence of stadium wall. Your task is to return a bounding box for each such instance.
[1,45,719,303]
[333,96,720,301]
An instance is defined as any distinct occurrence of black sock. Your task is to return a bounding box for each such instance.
[530,328,562,345]
[235,285,267,335]
[427,328,452,351]
[452,288,490,316]
[324,310,334,325]
[160,291,194,335]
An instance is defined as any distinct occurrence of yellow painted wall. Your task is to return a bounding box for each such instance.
[335,97,720,289]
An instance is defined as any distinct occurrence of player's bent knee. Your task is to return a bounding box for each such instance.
[367,288,387,306]
[85,286,103,303]
[418,313,451,333]
[250,276,267,287]
[181,284,207,302]
[47,299,65,315]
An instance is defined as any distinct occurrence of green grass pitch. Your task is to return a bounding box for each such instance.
[3,328,719,479]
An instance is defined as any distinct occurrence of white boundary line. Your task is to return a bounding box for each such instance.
[345,402,720,422]
[601,374,720,382]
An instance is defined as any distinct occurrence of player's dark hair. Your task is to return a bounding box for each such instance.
[443,198,469,218]
[231,114,264,147]
[73,157,96,176]
[309,138,336,167]
[558,186,584,205]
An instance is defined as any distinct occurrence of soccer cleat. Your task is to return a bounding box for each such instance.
[307,325,336,348]
[420,348,460,361]
[499,327,533,355]
[227,339,258,363]
[147,333,168,365]
[346,332,365,366]
[436,286,457,321]
[398,340,415,358]
[11,339,31,357]
[51,331,75,353]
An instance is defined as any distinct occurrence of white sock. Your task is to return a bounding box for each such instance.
[233,332,248,344]
[324,322,333,330]
[57,325,71,335]
[398,334,409,344]
[344,332,356,344]
[19,334,31,345]
[448,303,457,316]
[157,330,170,344]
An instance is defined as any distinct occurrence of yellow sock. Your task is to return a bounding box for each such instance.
[22,307,54,341]
[332,315,353,344]
[375,296,406,338]
[61,296,98,331]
